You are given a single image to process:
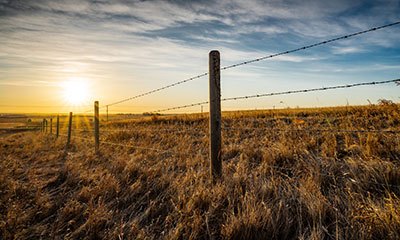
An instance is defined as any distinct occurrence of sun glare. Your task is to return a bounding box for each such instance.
[61,78,90,105]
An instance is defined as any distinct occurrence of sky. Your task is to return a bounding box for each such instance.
[0,0,399,114]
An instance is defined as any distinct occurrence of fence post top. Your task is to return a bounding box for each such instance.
[209,50,220,55]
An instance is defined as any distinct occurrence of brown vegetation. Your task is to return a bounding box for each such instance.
[1,104,400,239]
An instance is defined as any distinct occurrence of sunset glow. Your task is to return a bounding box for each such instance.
[0,1,398,114]
[61,78,90,106]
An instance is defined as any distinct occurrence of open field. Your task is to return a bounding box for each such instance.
[0,115,41,137]
[1,103,400,239]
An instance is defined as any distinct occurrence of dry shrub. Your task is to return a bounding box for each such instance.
[60,199,85,224]
[351,194,400,239]
[70,199,112,239]
[77,171,120,202]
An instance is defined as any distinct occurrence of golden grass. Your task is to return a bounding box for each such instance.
[0,103,399,239]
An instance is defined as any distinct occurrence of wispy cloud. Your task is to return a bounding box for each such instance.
[0,0,399,111]
[331,46,365,55]
[0,80,58,87]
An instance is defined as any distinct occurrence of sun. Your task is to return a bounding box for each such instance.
[61,77,90,105]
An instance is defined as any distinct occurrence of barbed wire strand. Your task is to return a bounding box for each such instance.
[56,135,400,188]
[70,124,400,135]
[222,126,400,134]
[152,78,400,113]
[75,114,375,127]
[71,128,208,137]
[221,115,363,125]
[107,74,209,108]
[103,115,157,123]
[86,21,400,112]
[268,164,400,188]
[59,133,203,157]
[222,79,400,102]
[99,140,171,153]
[96,128,207,134]
[152,101,209,113]
[59,134,173,153]
[221,21,400,71]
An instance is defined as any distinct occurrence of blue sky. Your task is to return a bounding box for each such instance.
[0,0,399,113]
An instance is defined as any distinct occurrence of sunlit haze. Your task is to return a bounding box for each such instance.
[0,1,399,114]
[61,78,91,106]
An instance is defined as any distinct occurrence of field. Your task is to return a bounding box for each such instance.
[1,103,400,239]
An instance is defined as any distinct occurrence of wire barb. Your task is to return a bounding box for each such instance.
[222,79,400,102]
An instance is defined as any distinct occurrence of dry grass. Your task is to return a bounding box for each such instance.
[1,103,399,239]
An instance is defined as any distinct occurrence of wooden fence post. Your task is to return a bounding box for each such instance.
[94,101,100,153]
[209,50,222,180]
[45,119,48,133]
[42,119,45,132]
[50,118,53,134]
[67,112,72,148]
[56,115,59,138]
[106,105,109,122]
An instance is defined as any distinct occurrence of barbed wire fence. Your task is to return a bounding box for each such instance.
[150,79,400,113]
[80,20,400,114]
[28,21,400,182]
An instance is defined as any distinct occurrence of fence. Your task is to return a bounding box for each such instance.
[33,21,400,182]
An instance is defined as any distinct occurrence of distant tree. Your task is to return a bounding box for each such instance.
[378,99,395,106]
[142,112,161,116]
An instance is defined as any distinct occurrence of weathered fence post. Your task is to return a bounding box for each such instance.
[106,105,109,122]
[56,115,59,138]
[209,50,222,180]
[94,101,100,153]
[42,119,45,132]
[67,112,72,148]
[45,119,48,133]
[50,118,53,134]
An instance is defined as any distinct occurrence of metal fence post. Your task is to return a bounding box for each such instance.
[94,101,100,153]
[209,50,222,180]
